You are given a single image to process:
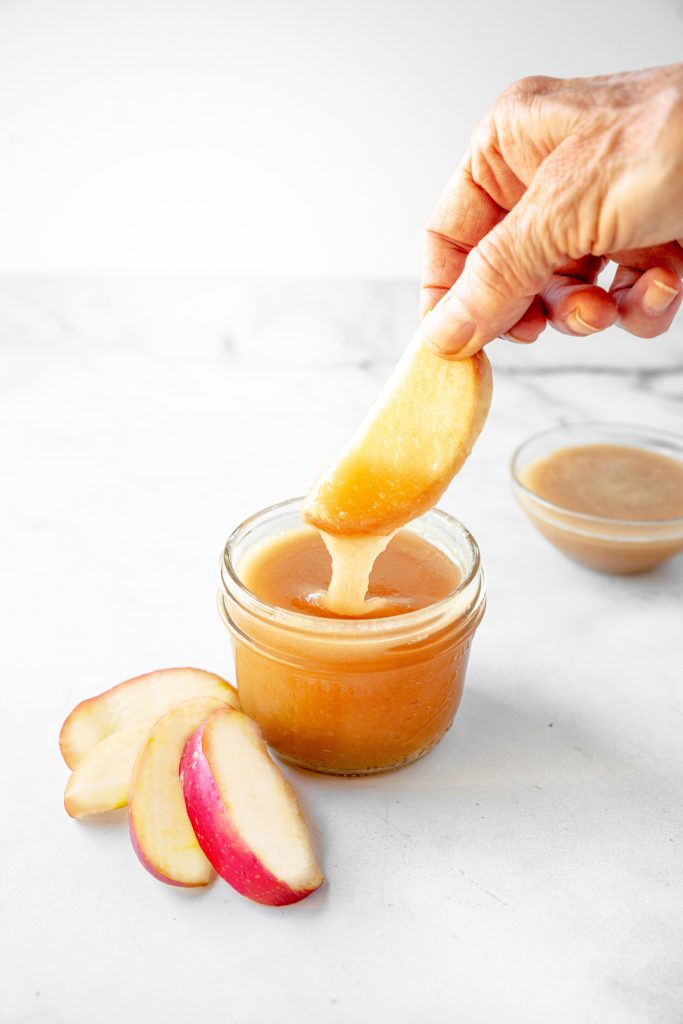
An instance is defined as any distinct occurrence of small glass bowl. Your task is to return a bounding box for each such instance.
[511,423,683,575]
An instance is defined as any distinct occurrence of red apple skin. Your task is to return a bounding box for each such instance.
[180,724,321,906]
[128,818,206,888]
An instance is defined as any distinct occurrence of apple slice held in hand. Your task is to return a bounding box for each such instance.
[302,337,492,537]
[60,668,239,769]
[129,697,229,887]
[181,708,324,906]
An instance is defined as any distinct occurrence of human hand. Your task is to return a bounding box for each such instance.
[418,64,683,358]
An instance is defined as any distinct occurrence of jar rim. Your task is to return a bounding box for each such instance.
[219,497,485,639]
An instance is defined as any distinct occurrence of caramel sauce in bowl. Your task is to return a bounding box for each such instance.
[511,423,683,575]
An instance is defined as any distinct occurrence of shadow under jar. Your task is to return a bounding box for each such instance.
[218,499,486,776]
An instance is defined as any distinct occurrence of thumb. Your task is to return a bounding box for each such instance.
[418,191,561,358]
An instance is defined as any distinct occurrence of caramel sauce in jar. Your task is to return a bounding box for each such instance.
[219,500,485,775]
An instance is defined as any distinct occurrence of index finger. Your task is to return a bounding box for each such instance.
[420,153,506,317]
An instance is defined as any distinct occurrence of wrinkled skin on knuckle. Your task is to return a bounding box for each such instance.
[474,227,534,300]
[494,119,549,184]
[421,232,467,296]
[600,105,683,251]
[566,182,610,258]
[490,84,575,188]
[525,138,611,261]
[425,184,486,251]
[470,126,525,211]
[499,74,560,104]
[425,161,473,240]
[554,69,683,253]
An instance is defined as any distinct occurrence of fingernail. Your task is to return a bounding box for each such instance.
[567,308,600,335]
[506,327,540,344]
[422,296,476,354]
[643,278,678,315]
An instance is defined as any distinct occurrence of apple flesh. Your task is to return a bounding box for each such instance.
[181,708,324,906]
[60,667,239,769]
[129,697,229,887]
[303,339,492,537]
[64,684,238,817]
[64,721,152,818]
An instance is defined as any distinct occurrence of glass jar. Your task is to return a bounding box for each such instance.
[218,498,486,776]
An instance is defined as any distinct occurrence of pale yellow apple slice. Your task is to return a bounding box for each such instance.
[64,683,238,817]
[60,667,240,769]
[64,721,152,818]
[129,697,228,887]
[302,338,492,537]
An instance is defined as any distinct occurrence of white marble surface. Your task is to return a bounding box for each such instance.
[2,277,682,1024]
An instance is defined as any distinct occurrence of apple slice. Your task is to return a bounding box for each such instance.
[302,337,492,536]
[181,708,324,906]
[64,682,238,817]
[129,697,228,887]
[60,668,239,769]
[64,721,152,818]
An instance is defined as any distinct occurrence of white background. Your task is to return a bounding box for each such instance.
[1,0,682,277]
[2,3,683,1022]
